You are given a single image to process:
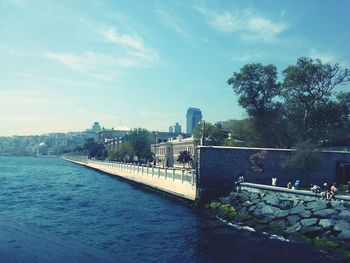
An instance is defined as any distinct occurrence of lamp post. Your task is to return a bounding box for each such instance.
[200,120,206,146]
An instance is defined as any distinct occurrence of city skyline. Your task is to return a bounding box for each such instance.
[1,0,350,136]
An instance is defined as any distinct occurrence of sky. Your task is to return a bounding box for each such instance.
[1,0,350,136]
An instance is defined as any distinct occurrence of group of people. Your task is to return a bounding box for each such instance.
[286,180,301,190]
[235,175,342,200]
[311,182,339,200]
[285,180,339,200]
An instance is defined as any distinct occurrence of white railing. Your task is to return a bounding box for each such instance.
[63,155,196,186]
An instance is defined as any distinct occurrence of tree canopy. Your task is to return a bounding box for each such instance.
[192,122,228,146]
[177,150,192,168]
[228,57,350,148]
[83,138,106,159]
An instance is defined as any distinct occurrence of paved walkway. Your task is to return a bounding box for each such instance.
[66,159,197,201]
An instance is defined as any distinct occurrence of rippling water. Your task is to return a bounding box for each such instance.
[0,157,336,262]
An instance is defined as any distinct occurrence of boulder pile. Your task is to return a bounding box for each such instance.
[217,189,350,254]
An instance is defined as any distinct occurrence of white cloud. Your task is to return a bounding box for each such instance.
[18,72,90,86]
[231,52,270,63]
[209,11,240,32]
[101,27,145,50]
[100,26,159,64]
[309,49,337,63]
[46,49,157,81]
[196,7,287,42]
[157,9,197,47]
[46,52,84,71]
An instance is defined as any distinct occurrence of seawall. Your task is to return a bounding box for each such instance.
[62,156,197,201]
[211,183,350,258]
[197,146,350,198]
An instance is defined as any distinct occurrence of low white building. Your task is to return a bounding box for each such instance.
[151,136,195,168]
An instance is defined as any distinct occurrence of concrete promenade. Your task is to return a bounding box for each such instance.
[62,156,197,201]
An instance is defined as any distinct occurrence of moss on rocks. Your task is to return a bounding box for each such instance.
[206,201,238,221]
[313,237,339,249]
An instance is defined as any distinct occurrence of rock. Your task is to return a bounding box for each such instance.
[255,202,265,210]
[333,220,350,232]
[330,214,341,220]
[339,210,350,221]
[262,194,280,206]
[337,230,350,240]
[287,215,300,225]
[300,218,318,227]
[260,205,275,216]
[313,209,337,218]
[298,210,312,219]
[253,208,263,217]
[250,193,259,200]
[278,200,293,210]
[301,226,323,238]
[241,201,253,207]
[250,198,260,205]
[274,209,289,219]
[292,199,303,207]
[307,200,328,212]
[318,219,336,229]
[286,222,301,233]
[219,196,231,204]
[271,219,290,228]
[229,192,240,200]
[247,205,256,213]
[332,204,345,212]
[237,207,247,214]
[290,204,307,215]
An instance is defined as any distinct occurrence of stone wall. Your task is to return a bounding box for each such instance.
[198,146,350,197]
[219,183,350,253]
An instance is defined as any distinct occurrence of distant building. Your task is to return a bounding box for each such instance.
[37,142,48,155]
[86,122,101,134]
[174,122,181,133]
[186,108,202,134]
[168,122,181,133]
[151,136,195,167]
[95,128,129,144]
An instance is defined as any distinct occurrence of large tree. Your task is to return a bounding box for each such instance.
[83,138,106,159]
[228,58,350,148]
[227,63,287,147]
[192,122,228,146]
[126,128,153,162]
[282,57,350,142]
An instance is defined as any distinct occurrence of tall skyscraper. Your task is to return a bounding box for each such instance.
[186,108,202,134]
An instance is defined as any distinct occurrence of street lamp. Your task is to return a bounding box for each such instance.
[200,120,206,146]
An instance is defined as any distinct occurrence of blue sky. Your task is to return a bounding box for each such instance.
[1,0,350,136]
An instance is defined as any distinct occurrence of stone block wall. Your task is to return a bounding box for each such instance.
[198,146,350,197]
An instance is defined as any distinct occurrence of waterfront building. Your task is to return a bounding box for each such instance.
[37,142,48,155]
[186,108,202,134]
[151,136,195,167]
